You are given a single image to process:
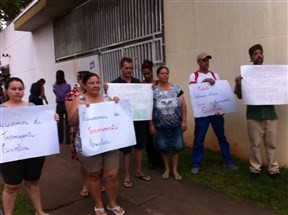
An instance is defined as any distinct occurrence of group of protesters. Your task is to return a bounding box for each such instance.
[0,44,282,215]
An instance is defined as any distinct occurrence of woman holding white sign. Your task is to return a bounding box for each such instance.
[66,71,95,197]
[0,77,57,215]
[150,66,187,181]
[68,73,124,215]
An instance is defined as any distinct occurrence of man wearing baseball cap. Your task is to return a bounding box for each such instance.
[234,44,280,181]
[189,52,238,174]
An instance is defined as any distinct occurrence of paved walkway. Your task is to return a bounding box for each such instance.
[40,145,278,215]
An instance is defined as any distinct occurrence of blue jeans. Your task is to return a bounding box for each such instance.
[192,115,233,167]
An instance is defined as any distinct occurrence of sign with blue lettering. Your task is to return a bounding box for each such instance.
[0,105,59,163]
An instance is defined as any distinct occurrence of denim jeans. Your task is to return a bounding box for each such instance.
[192,115,233,167]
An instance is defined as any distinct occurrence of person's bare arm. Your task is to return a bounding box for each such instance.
[180,95,187,132]
[149,120,156,135]
[41,86,48,104]
[67,97,80,127]
[234,76,242,99]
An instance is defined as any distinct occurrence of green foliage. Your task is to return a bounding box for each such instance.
[0,0,33,29]
[179,148,288,215]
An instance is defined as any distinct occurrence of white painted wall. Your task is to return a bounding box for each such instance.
[0,22,100,105]
[164,0,288,166]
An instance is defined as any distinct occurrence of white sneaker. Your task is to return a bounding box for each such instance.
[191,167,200,174]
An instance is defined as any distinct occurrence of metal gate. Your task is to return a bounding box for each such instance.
[54,0,165,80]
[100,38,164,82]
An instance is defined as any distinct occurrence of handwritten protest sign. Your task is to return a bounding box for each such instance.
[241,65,288,105]
[189,80,237,117]
[107,83,153,120]
[0,105,59,163]
[78,100,136,156]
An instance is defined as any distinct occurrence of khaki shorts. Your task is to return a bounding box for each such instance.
[78,150,120,173]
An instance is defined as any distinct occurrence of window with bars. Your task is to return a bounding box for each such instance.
[54,0,164,80]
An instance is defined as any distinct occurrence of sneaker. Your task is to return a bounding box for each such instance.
[191,167,200,174]
[249,172,260,181]
[269,172,281,180]
[223,164,238,170]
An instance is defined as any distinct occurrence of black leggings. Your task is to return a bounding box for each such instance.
[0,156,45,185]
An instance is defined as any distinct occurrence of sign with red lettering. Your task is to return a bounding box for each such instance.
[78,100,136,156]
[189,80,237,117]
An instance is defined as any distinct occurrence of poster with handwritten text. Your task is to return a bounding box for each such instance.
[78,100,136,156]
[241,65,288,105]
[189,80,237,117]
[107,83,153,121]
[0,105,59,163]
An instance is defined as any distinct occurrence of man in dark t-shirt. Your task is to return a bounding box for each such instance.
[110,57,152,188]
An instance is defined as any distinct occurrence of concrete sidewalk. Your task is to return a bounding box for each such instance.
[40,145,278,215]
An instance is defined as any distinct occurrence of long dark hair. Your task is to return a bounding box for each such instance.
[4,77,25,101]
[4,77,25,90]
[55,70,66,84]
[37,78,45,85]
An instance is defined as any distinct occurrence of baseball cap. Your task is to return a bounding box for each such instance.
[197,52,212,61]
[248,44,263,57]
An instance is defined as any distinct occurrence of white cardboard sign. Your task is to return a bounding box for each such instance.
[189,80,237,117]
[241,65,288,105]
[78,100,136,156]
[0,105,59,163]
[107,83,153,121]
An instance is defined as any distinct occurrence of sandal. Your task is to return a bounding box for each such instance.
[135,175,152,182]
[174,174,182,181]
[80,187,89,197]
[94,207,107,215]
[123,180,133,188]
[162,172,170,179]
[107,205,125,215]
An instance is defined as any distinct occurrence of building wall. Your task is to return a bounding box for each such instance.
[164,0,288,166]
[1,0,287,166]
[0,22,100,104]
